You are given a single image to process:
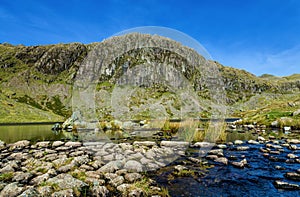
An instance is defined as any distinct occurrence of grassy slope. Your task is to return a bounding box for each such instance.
[0,93,64,123]
[0,43,299,126]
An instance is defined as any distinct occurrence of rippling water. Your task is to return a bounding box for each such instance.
[150,139,300,196]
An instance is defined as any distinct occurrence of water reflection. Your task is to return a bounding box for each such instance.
[0,124,64,143]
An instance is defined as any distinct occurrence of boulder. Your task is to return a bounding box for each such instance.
[0,182,24,197]
[51,189,74,197]
[110,176,125,187]
[46,173,88,190]
[8,140,30,150]
[124,160,143,172]
[124,173,142,183]
[52,141,64,147]
[98,161,123,173]
[293,109,300,116]
[91,186,109,197]
[18,187,39,197]
[214,157,228,165]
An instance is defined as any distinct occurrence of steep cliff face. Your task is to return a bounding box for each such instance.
[0,34,299,122]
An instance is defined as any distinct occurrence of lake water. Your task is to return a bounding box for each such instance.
[0,124,64,143]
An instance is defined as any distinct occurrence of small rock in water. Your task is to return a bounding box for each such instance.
[214,157,228,165]
[289,145,298,150]
[231,159,247,168]
[217,144,227,149]
[206,155,218,160]
[208,149,223,155]
[274,180,300,190]
[269,151,281,155]
[275,165,286,170]
[285,172,300,181]
[236,146,250,151]
[288,139,300,144]
[248,140,259,145]
[269,135,276,140]
[287,153,298,159]
[174,165,188,171]
[234,140,243,145]
[258,136,266,141]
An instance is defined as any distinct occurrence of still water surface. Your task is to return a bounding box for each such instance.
[0,124,64,143]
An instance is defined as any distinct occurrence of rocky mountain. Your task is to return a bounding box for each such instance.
[0,34,299,127]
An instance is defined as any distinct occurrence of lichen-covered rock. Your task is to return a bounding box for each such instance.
[124,160,143,172]
[0,182,24,197]
[46,173,88,191]
[91,185,109,197]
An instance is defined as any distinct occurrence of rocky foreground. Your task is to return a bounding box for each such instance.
[0,139,189,197]
[1,135,300,196]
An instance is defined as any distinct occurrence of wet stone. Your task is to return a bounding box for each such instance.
[275,165,286,170]
[217,144,227,149]
[274,180,300,190]
[234,140,243,145]
[208,149,223,155]
[287,153,298,159]
[285,172,300,181]
[248,140,259,145]
[231,159,247,168]
[236,146,250,151]
[214,157,228,165]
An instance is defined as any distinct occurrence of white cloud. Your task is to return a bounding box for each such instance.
[211,45,300,77]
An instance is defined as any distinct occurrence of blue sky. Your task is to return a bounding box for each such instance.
[1,0,300,76]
